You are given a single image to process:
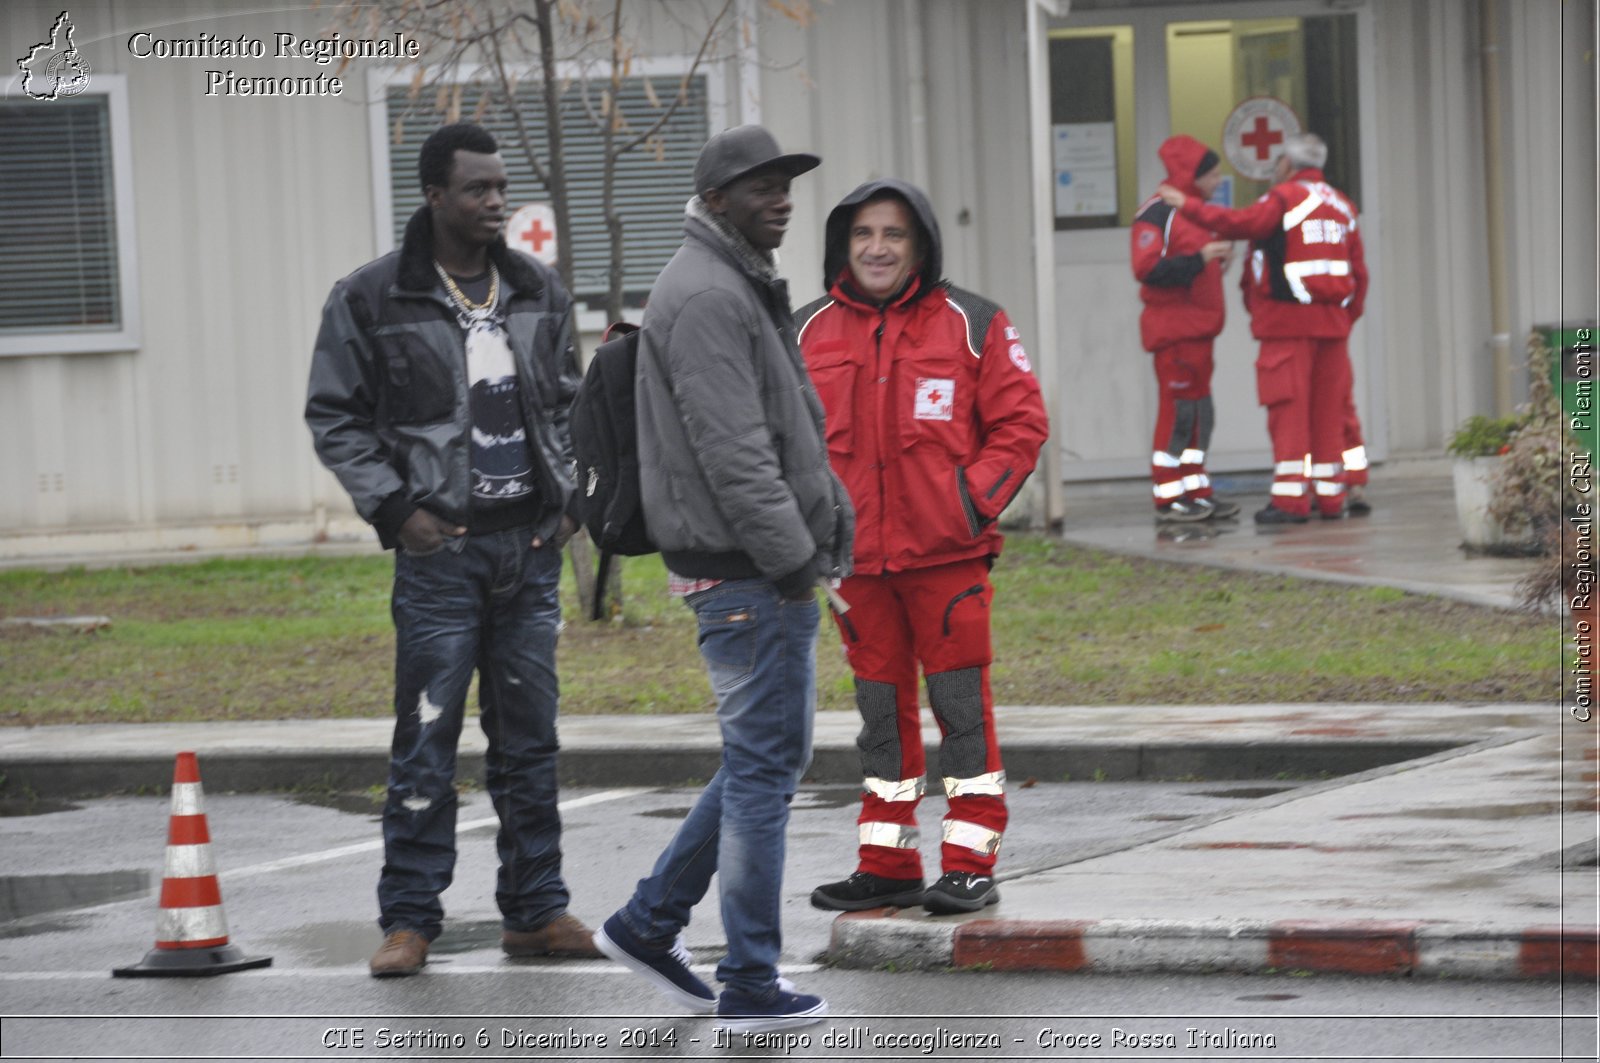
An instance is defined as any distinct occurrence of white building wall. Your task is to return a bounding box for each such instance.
[1501,0,1598,352]
[1,0,376,546]
[1369,0,1495,456]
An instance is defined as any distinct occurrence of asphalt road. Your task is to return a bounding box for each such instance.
[0,785,1592,1061]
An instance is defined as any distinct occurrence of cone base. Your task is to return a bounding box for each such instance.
[113,943,272,978]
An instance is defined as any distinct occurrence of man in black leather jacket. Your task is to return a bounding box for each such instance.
[306,122,598,977]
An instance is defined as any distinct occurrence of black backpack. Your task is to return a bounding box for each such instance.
[569,322,655,619]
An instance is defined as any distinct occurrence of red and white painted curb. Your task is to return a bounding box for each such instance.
[829,912,1600,980]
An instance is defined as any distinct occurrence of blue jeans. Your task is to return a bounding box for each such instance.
[617,579,818,995]
[380,527,569,941]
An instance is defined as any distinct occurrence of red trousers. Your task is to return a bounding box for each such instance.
[1150,340,1216,506]
[829,557,1007,878]
[1342,391,1369,487]
[1256,337,1353,516]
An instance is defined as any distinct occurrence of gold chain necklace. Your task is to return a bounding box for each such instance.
[434,260,499,312]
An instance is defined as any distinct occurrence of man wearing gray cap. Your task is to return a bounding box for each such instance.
[593,125,853,1034]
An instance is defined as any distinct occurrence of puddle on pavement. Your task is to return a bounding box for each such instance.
[289,792,384,819]
[271,920,511,967]
[272,922,385,966]
[1191,786,1296,800]
[0,798,81,817]
[638,787,862,818]
[0,871,151,922]
[1340,801,1566,821]
[791,787,862,810]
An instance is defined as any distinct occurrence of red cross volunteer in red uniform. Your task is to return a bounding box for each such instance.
[797,179,1049,916]
[1130,135,1240,523]
[1160,132,1370,523]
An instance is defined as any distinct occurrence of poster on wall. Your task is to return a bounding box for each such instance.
[1053,122,1118,216]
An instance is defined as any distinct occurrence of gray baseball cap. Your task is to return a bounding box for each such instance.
[693,125,820,194]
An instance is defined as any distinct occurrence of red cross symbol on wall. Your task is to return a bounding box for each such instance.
[521,217,554,255]
[1241,115,1284,160]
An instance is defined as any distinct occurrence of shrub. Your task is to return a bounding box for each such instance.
[1447,414,1523,458]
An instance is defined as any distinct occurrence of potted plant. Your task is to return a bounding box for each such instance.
[1450,331,1575,555]
[1448,413,1526,551]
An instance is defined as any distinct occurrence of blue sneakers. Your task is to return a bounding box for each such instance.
[594,914,715,1015]
[714,984,830,1034]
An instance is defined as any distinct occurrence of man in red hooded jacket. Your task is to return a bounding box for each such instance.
[1131,135,1238,522]
[1160,132,1369,523]
[797,179,1049,915]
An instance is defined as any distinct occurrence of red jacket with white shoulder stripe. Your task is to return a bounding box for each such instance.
[1180,167,1369,340]
[796,181,1049,575]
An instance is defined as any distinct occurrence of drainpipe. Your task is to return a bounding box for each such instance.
[1479,0,1513,414]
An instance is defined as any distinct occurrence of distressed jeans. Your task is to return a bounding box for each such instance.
[617,579,818,995]
[379,526,568,941]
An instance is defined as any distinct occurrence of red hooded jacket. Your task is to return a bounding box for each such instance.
[798,180,1049,575]
[1129,135,1226,352]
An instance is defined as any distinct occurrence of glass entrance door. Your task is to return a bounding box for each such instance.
[1167,16,1362,208]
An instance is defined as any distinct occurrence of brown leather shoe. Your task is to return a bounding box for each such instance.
[369,929,429,977]
[502,913,603,958]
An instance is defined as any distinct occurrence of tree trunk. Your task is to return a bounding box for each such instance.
[533,0,575,293]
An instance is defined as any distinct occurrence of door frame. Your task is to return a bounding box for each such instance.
[1043,0,1386,480]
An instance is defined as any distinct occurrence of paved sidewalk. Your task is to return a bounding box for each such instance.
[1057,459,1537,610]
[1,461,1591,981]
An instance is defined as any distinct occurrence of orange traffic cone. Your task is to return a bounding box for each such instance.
[113,752,272,977]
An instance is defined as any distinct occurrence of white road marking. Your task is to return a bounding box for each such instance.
[1,789,651,924]
[222,788,648,881]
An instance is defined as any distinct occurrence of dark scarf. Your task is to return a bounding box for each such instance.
[686,196,779,282]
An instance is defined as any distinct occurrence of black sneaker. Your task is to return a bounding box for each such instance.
[1253,504,1310,525]
[1347,489,1372,517]
[1155,499,1211,524]
[594,913,715,1014]
[922,871,1000,915]
[714,984,829,1034]
[810,871,925,912]
[1200,497,1241,519]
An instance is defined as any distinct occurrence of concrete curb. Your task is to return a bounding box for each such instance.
[826,911,1600,981]
[0,738,1462,799]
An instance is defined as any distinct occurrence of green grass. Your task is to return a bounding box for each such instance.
[0,535,1558,726]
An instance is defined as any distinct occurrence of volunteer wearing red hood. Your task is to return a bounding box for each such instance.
[1130,135,1240,523]
[797,179,1049,915]
[1160,132,1370,523]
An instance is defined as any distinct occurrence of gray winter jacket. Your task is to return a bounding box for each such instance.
[635,212,853,588]
[305,207,580,549]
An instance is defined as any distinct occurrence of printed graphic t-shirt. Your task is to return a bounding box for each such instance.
[450,270,540,531]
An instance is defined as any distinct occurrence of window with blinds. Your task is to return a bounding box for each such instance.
[387,75,710,310]
[0,95,122,336]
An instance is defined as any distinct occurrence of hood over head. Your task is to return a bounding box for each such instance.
[823,178,942,303]
[1158,135,1219,198]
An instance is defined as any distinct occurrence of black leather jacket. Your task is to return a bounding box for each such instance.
[305,207,579,548]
